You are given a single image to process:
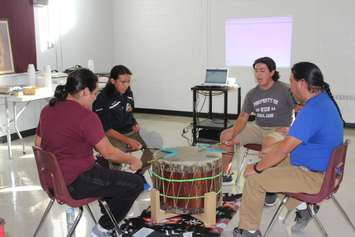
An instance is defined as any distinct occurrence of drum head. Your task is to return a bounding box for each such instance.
[154,146,221,163]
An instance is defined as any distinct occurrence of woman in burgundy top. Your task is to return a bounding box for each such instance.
[35,68,144,237]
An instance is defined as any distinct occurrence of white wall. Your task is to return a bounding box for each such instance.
[113,0,355,122]
[58,0,114,72]
[2,0,355,138]
[112,0,210,112]
[0,0,114,137]
[35,0,114,73]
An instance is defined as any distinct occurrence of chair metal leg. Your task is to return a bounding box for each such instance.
[86,205,97,224]
[66,206,83,237]
[264,196,289,237]
[99,200,121,236]
[331,195,355,231]
[33,198,55,237]
[308,204,329,237]
[281,209,292,224]
[235,149,248,186]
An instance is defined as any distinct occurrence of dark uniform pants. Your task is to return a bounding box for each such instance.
[68,165,144,229]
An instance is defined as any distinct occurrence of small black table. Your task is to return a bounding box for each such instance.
[191,85,241,145]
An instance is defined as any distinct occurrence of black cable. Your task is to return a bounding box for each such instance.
[190,89,226,145]
[197,93,206,117]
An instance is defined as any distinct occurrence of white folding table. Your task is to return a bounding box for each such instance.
[0,88,53,158]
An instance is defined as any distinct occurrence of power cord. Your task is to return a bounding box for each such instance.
[196,92,206,122]
[181,123,193,145]
[186,90,225,145]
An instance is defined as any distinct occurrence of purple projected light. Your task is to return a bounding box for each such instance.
[225,17,293,67]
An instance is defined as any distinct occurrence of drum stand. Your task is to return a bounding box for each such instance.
[150,188,217,227]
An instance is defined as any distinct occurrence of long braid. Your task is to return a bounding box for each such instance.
[322,82,344,125]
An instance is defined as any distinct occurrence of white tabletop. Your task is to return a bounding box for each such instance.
[0,87,53,102]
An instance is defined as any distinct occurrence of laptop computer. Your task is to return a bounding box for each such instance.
[201,69,229,86]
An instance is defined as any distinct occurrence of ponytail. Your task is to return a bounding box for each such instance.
[49,85,68,106]
[322,82,344,125]
[272,70,280,81]
[48,68,98,107]
[292,62,344,126]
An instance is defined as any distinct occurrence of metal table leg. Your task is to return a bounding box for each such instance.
[13,101,30,154]
[5,97,12,159]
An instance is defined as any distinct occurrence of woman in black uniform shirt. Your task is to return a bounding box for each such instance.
[93,65,153,173]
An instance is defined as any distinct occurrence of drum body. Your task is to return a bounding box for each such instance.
[151,147,222,214]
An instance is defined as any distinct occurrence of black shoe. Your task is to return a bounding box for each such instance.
[223,173,233,185]
[233,227,262,237]
[264,193,278,207]
[291,204,320,232]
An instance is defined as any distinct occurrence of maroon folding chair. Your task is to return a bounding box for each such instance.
[32,146,120,237]
[264,139,355,237]
[235,143,262,186]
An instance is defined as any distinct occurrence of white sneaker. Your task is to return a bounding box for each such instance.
[91,224,119,237]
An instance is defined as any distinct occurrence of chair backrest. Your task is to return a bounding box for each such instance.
[32,146,73,204]
[288,139,349,203]
[320,139,349,197]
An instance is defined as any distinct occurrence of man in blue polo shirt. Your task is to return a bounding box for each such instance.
[233,62,344,237]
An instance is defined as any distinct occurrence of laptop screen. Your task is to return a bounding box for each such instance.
[205,69,228,84]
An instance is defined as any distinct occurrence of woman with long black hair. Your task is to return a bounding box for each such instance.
[35,68,144,236]
[93,65,154,173]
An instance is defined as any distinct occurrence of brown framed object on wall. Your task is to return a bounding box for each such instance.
[0,18,15,74]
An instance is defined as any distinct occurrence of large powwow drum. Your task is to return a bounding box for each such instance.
[151,146,223,214]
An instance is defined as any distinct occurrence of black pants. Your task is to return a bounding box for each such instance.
[68,165,144,229]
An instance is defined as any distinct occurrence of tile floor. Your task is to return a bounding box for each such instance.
[1,114,355,237]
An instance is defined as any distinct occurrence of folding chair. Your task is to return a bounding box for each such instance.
[264,140,355,237]
[32,146,120,237]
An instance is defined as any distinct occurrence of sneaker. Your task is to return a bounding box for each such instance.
[144,182,151,191]
[233,227,262,237]
[91,224,119,237]
[291,204,320,232]
[223,174,233,185]
[138,174,152,191]
[264,192,278,207]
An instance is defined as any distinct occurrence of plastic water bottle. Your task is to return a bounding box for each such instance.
[88,59,95,72]
[27,64,36,86]
[44,65,52,90]
[65,206,76,236]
